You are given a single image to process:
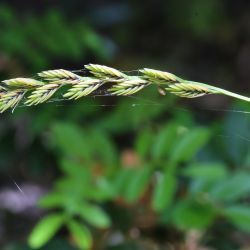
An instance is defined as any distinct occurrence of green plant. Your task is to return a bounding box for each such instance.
[0,64,249,113]
[28,123,116,249]
[0,6,110,70]
[28,121,250,249]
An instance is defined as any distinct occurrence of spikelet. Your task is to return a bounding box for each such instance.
[25,84,60,106]
[165,83,215,98]
[0,90,25,112]
[63,78,102,100]
[2,78,43,88]
[140,68,182,84]
[85,64,126,79]
[109,78,148,96]
[38,69,79,81]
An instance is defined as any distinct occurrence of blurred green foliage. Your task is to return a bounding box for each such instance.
[28,116,250,249]
[0,5,111,71]
[0,1,249,250]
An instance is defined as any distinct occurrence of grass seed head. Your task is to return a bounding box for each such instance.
[0,64,249,112]
[85,64,127,79]
[2,78,43,88]
[140,68,182,84]
[38,69,79,81]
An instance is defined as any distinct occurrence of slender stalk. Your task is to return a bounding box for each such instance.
[217,88,250,102]
[186,81,250,102]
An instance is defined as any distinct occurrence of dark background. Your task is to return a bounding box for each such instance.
[0,0,250,249]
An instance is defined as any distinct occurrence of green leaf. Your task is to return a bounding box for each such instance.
[51,123,91,159]
[67,220,92,250]
[224,205,250,232]
[87,129,117,173]
[28,213,65,248]
[182,162,228,180]
[112,168,134,195]
[79,203,111,228]
[60,159,91,181]
[209,172,250,201]
[189,179,213,195]
[172,199,215,230]
[85,186,115,201]
[135,129,154,158]
[55,177,87,200]
[39,192,66,209]
[170,128,210,163]
[95,177,117,199]
[152,123,177,160]
[124,165,152,203]
[152,172,177,211]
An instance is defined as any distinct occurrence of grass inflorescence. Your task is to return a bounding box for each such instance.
[0,64,249,113]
